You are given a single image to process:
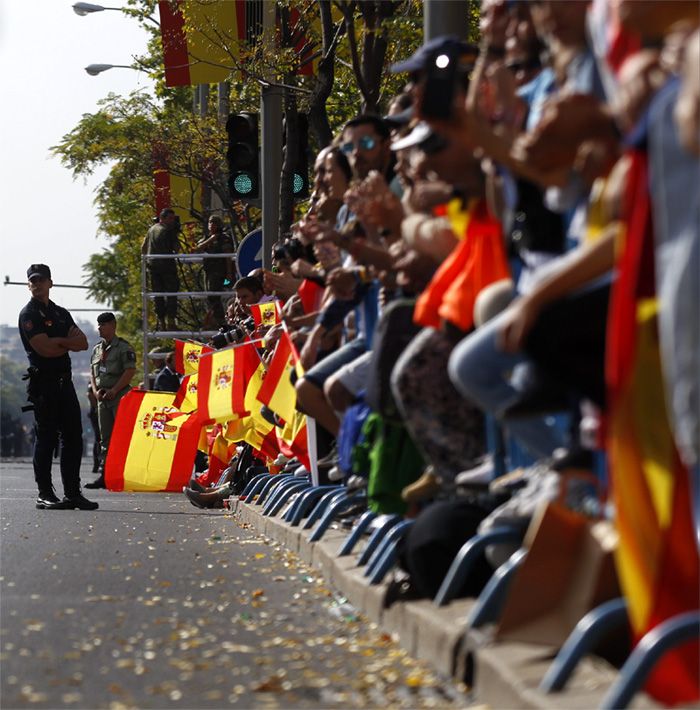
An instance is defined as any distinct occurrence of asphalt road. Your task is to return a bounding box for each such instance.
[0,459,474,709]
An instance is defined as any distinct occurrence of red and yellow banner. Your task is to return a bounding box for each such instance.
[105,390,200,492]
[175,340,212,376]
[197,341,261,423]
[606,151,699,705]
[158,0,245,87]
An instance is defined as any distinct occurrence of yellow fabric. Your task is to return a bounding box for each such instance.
[181,1,241,85]
[180,342,207,376]
[122,392,185,491]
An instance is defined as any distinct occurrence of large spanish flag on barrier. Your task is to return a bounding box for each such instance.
[250,302,281,329]
[257,331,297,424]
[606,150,699,705]
[158,0,245,87]
[175,339,212,376]
[105,390,200,492]
[197,341,261,424]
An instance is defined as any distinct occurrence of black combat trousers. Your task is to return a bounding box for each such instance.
[31,375,83,496]
[150,269,180,320]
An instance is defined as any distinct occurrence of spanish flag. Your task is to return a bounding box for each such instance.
[250,301,281,329]
[158,0,246,87]
[173,373,199,413]
[197,341,260,424]
[606,150,699,705]
[207,424,236,481]
[105,391,200,492]
[277,410,310,471]
[175,339,212,376]
[257,332,298,424]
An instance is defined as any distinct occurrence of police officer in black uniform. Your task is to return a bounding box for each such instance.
[18,264,98,510]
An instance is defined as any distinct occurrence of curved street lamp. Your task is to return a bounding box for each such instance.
[72,2,121,15]
[84,63,140,76]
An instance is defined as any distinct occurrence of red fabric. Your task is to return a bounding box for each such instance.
[605,149,700,705]
[414,200,507,331]
[158,1,191,87]
[298,279,324,314]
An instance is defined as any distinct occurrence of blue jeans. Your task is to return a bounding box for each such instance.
[447,311,564,459]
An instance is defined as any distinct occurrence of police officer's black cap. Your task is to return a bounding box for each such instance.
[97,312,116,325]
[27,264,51,280]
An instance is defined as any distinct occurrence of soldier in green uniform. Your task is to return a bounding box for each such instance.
[85,312,137,489]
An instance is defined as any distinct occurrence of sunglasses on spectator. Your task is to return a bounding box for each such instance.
[340,136,377,154]
[506,57,542,74]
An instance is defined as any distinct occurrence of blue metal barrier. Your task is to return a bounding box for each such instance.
[261,476,307,514]
[303,489,348,530]
[540,598,628,693]
[433,527,524,606]
[239,472,271,500]
[366,520,415,585]
[309,491,365,542]
[600,611,700,709]
[286,486,341,526]
[256,473,294,507]
[264,481,312,517]
[243,474,272,503]
[466,547,528,628]
[337,510,378,556]
[357,515,402,567]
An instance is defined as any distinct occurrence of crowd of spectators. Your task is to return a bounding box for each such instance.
[166,0,699,696]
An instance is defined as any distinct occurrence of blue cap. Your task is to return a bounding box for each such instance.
[390,35,478,74]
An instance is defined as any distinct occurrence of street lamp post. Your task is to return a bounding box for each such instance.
[72,2,122,16]
[84,63,141,76]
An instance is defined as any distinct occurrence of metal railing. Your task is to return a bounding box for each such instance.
[141,252,237,386]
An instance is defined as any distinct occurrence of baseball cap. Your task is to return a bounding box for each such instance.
[390,122,448,155]
[390,35,478,74]
[27,264,51,280]
[97,312,116,325]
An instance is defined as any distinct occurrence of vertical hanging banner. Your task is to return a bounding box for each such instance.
[153,144,204,234]
[158,0,247,87]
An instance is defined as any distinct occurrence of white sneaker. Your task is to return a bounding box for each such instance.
[328,466,344,482]
[455,456,494,486]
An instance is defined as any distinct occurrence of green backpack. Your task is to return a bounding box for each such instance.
[353,413,424,515]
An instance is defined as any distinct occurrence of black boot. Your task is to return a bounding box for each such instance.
[36,486,61,509]
[85,474,106,489]
[61,492,99,510]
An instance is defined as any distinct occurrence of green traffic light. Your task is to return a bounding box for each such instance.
[233,173,254,195]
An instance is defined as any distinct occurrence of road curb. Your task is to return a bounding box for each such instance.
[231,496,662,709]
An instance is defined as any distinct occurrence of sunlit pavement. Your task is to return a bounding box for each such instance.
[0,459,476,709]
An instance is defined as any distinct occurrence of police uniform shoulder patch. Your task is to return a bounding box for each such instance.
[126,350,136,362]
[22,320,34,331]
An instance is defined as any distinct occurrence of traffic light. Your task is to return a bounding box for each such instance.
[284,113,310,201]
[226,112,259,201]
